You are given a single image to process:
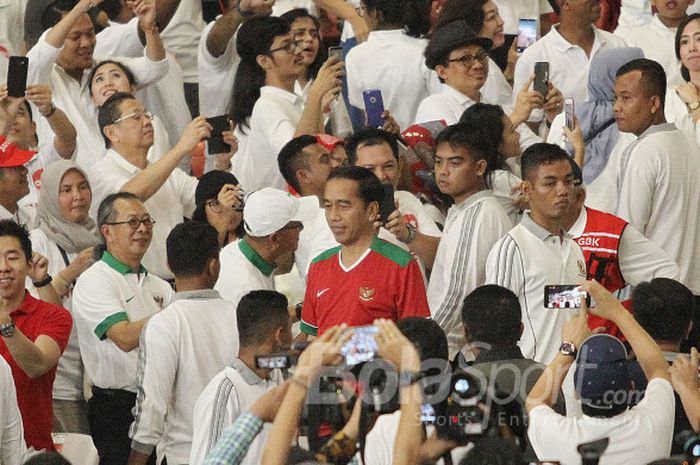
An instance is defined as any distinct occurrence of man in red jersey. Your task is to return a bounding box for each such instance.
[300,166,430,337]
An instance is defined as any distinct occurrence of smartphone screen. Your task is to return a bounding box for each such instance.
[534,62,549,96]
[517,18,538,54]
[328,46,343,62]
[544,285,589,309]
[7,56,29,98]
[255,355,290,369]
[205,114,232,154]
[363,89,386,128]
[379,183,395,224]
[564,98,575,130]
[420,403,437,424]
[340,325,379,366]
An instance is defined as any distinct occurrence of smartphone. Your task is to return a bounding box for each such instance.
[340,325,379,366]
[255,354,292,369]
[517,18,538,55]
[379,183,395,224]
[534,62,549,97]
[363,89,386,128]
[7,56,29,98]
[564,98,575,130]
[205,114,232,154]
[328,46,343,62]
[544,285,590,309]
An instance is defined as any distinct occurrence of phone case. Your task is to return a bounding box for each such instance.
[379,184,395,224]
[363,89,386,128]
[205,115,232,154]
[7,56,28,98]
[534,62,549,96]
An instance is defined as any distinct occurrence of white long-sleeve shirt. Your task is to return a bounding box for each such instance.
[428,191,511,358]
[129,290,239,465]
[0,358,26,465]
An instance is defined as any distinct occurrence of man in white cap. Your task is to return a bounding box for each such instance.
[214,187,318,308]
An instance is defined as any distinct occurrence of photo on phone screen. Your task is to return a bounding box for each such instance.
[255,355,291,369]
[534,62,549,96]
[328,46,343,62]
[340,325,379,366]
[379,183,395,224]
[517,18,538,54]
[564,98,575,130]
[7,56,29,98]
[363,89,386,128]
[205,114,232,154]
[544,285,589,309]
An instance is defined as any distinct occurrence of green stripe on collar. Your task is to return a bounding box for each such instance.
[101,251,148,275]
[238,239,276,277]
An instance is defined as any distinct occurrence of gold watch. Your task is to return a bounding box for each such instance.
[688,100,700,112]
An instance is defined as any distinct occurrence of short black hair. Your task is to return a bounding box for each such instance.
[326,166,384,208]
[0,220,32,261]
[616,58,667,108]
[89,60,137,98]
[24,452,72,465]
[633,278,695,344]
[237,290,289,346]
[396,317,449,362]
[520,142,571,181]
[277,135,319,194]
[434,122,494,185]
[97,91,136,148]
[345,128,399,165]
[166,222,220,278]
[461,285,522,347]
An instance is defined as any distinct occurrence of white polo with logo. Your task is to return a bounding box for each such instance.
[72,252,173,392]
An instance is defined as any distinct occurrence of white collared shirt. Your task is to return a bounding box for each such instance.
[295,207,339,282]
[129,290,239,465]
[214,239,277,308]
[197,20,240,117]
[513,25,627,122]
[486,213,588,364]
[482,58,514,106]
[232,86,303,192]
[615,123,700,293]
[429,190,512,358]
[345,30,441,130]
[88,149,197,279]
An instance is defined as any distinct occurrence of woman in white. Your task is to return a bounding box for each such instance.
[669,13,700,146]
[30,160,101,434]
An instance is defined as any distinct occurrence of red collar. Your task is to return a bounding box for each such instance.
[9,291,39,317]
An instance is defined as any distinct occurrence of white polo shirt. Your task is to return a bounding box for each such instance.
[95,18,191,152]
[197,20,240,117]
[614,123,700,294]
[512,25,626,123]
[159,1,206,84]
[28,228,83,402]
[26,34,169,170]
[88,148,197,280]
[189,360,283,465]
[529,378,675,465]
[492,0,553,35]
[486,213,587,364]
[429,191,512,358]
[72,252,173,392]
[295,207,339,282]
[482,58,514,107]
[214,238,276,308]
[0,356,26,465]
[232,86,303,192]
[345,30,441,130]
[415,84,542,150]
[129,289,239,465]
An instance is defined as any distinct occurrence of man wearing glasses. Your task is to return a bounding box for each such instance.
[89,91,211,280]
[73,191,174,465]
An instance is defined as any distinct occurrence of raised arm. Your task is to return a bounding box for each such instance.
[25,85,77,159]
[206,0,274,58]
[295,57,343,136]
[45,0,103,49]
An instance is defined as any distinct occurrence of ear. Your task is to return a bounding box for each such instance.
[256,54,272,71]
[103,124,118,144]
[208,256,221,283]
[650,94,662,115]
[296,167,311,187]
[100,224,112,243]
[476,159,487,177]
[367,200,379,221]
[436,64,448,82]
[521,179,531,198]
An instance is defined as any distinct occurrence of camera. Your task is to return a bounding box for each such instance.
[434,371,488,442]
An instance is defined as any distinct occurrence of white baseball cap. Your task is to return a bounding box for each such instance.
[243,188,319,237]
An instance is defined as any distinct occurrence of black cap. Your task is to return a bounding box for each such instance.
[192,170,240,223]
[425,20,493,70]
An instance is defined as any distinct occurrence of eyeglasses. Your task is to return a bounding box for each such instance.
[111,111,154,125]
[268,40,304,55]
[447,52,490,68]
[104,217,156,230]
[206,199,244,213]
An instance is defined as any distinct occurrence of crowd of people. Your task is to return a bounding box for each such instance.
[3,0,700,464]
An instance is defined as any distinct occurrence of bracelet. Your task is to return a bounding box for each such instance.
[42,103,56,118]
[33,275,53,288]
[289,376,309,390]
[236,1,254,17]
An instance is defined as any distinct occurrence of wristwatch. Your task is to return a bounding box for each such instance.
[1,321,16,338]
[399,370,424,387]
[559,341,577,357]
[688,100,700,112]
[400,223,417,244]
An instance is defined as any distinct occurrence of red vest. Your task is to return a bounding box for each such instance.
[575,207,632,338]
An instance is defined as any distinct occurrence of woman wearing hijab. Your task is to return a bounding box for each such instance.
[30,160,101,434]
[546,47,644,213]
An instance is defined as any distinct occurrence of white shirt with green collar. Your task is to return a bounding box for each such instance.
[72,251,173,392]
[214,238,276,308]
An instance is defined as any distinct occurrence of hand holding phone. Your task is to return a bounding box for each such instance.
[205,114,233,154]
[534,62,549,97]
[544,285,590,309]
[7,56,28,98]
[340,325,379,366]
[363,89,386,128]
[328,46,343,62]
[564,98,575,130]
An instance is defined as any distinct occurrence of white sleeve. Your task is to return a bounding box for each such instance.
[94,18,143,57]
[363,414,397,465]
[631,378,676,448]
[257,105,298,160]
[189,376,241,465]
[527,405,568,460]
[26,34,61,85]
[0,359,26,465]
[129,316,178,453]
[172,168,198,218]
[616,147,656,235]
[414,97,448,126]
[617,0,653,31]
[122,54,169,88]
[485,233,525,294]
[617,224,681,285]
[545,113,567,148]
[345,49,363,110]
[73,270,129,341]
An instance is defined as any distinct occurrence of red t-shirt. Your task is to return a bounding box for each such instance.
[0,291,72,451]
[301,237,430,336]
